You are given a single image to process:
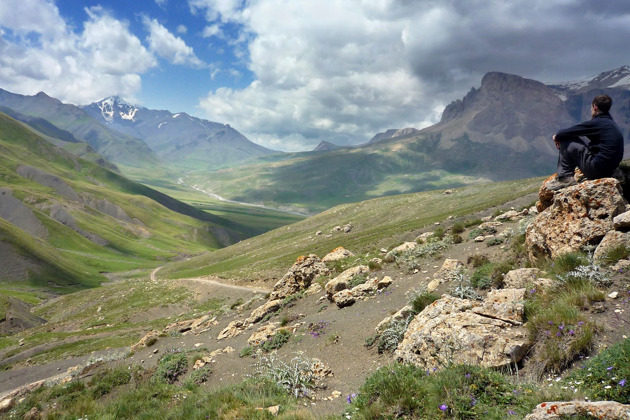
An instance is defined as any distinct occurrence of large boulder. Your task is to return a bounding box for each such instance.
[525,401,630,419]
[269,254,330,300]
[395,293,530,369]
[526,178,627,261]
[324,265,369,299]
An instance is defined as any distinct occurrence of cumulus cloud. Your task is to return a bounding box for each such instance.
[193,0,630,151]
[143,17,205,67]
[0,2,156,104]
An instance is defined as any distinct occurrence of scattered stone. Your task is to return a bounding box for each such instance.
[613,210,630,230]
[384,242,417,262]
[433,259,463,282]
[217,320,245,340]
[315,230,322,236]
[494,210,519,221]
[331,391,342,398]
[246,299,283,324]
[612,259,630,271]
[376,305,415,332]
[322,246,354,262]
[415,232,434,243]
[163,315,218,336]
[130,330,160,353]
[324,265,369,299]
[503,268,552,290]
[474,236,485,242]
[524,401,630,420]
[594,231,630,260]
[608,291,619,299]
[426,279,440,293]
[343,223,353,233]
[443,189,453,195]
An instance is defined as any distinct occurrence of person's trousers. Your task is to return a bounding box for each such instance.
[557,137,610,179]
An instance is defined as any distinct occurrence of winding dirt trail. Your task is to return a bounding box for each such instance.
[151,266,271,294]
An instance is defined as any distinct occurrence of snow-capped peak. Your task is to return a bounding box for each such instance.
[95,96,139,123]
[551,65,630,93]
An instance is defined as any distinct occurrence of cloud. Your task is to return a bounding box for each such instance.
[143,17,205,67]
[176,24,187,34]
[193,0,630,151]
[0,2,156,104]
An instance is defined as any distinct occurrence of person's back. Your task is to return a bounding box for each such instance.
[548,94,624,190]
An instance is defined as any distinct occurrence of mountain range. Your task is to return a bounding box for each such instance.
[184,66,630,213]
[80,97,278,170]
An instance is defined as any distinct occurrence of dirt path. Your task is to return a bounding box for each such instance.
[0,270,271,402]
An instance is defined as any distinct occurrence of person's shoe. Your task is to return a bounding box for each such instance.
[546,176,577,191]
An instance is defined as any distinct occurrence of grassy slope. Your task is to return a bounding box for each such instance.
[0,112,249,293]
[161,177,542,281]
[184,132,553,214]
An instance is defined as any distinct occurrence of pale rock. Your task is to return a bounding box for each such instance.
[503,268,548,289]
[332,289,355,308]
[426,279,440,293]
[524,401,630,420]
[223,346,235,353]
[315,230,322,236]
[193,359,206,370]
[481,215,492,222]
[344,223,353,233]
[433,259,463,282]
[443,189,453,195]
[0,396,14,412]
[495,210,519,221]
[269,254,330,300]
[163,315,217,336]
[415,232,434,243]
[333,226,342,231]
[370,257,383,266]
[474,235,485,242]
[527,178,627,261]
[376,305,415,332]
[472,288,526,325]
[384,242,417,262]
[377,276,393,288]
[305,282,323,296]
[608,291,619,299]
[395,294,531,369]
[248,323,279,346]
[613,210,630,230]
[612,259,630,271]
[130,330,160,353]
[322,246,354,262]
[217,320,245,340]
[311,358,334,378]
[246,299,283,324]
[594,231,630,260]
[324,265,369,298]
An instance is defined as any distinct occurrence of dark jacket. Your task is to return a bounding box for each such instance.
[555,112,624,176]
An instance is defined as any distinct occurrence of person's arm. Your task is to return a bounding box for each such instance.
[554,119,600,141]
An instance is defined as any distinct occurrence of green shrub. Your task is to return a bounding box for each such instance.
[260,330,292,353]
[154,351,188,384]
[602,245,630,265]
[410,290,439,313]
[240,346,253,358]
[450,233,463,244]
[433,226,445,240]
[467,254,490,268]
[471,263,494,289]
[375,317,412,354]
[90,366,132,397]
[348,273,368,288]
[451,222,465,234]
[187,366,212,386]
[486,237,504,247]
[464,219,482,228]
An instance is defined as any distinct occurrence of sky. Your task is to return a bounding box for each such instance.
[0,1,629,152]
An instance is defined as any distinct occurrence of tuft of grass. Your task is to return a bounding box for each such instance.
[89,366,132,397]
[451,221,465,234]
[602,244,630,265]
[154,351,188,384]
[346,363,571,419]
[409,290,439,314]
[260,329,292,353]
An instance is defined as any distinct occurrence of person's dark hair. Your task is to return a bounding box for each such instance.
[592,94,612,112]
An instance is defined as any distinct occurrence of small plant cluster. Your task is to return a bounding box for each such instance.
[468,224,497,239]
[395,238,451,273]
[408,287,439,313]
[373,316,413,354]
[564,337,630,403]
[154,350,188,384]
[450,269,482,301]
[260,329,292,353]
[252,351,318,398]
[307,320,330,338]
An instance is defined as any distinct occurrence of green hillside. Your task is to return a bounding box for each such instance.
[184,133,551,214]
[161,176,543,281]
[0,112,250,294]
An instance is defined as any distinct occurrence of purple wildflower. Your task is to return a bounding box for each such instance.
[620,379,626,387]
[508,410,517,415]
[465,373,471,379]
[439,404,448,411]
[607,366,614,371]
[558,323,564,331]
[346,393,357,403]
[568,330,575,335]
[556,332,562,337]
[578,321,584,326]
[548,321,554,326]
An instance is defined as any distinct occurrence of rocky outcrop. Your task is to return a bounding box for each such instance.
[524,401,630,419]
[383,242,417,262]
[526,178,627,261]
[130,330,160,353]
[395,292,530,369]
[324,265,370,299]
[322,247,354,262]
[503,268,553,289]
[16,165,80,202]
[269,255,329,300]
[163,315,218,336]
[0,188,48,239]
[245,299,283,325]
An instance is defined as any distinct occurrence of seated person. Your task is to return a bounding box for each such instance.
[547,94,624,191]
